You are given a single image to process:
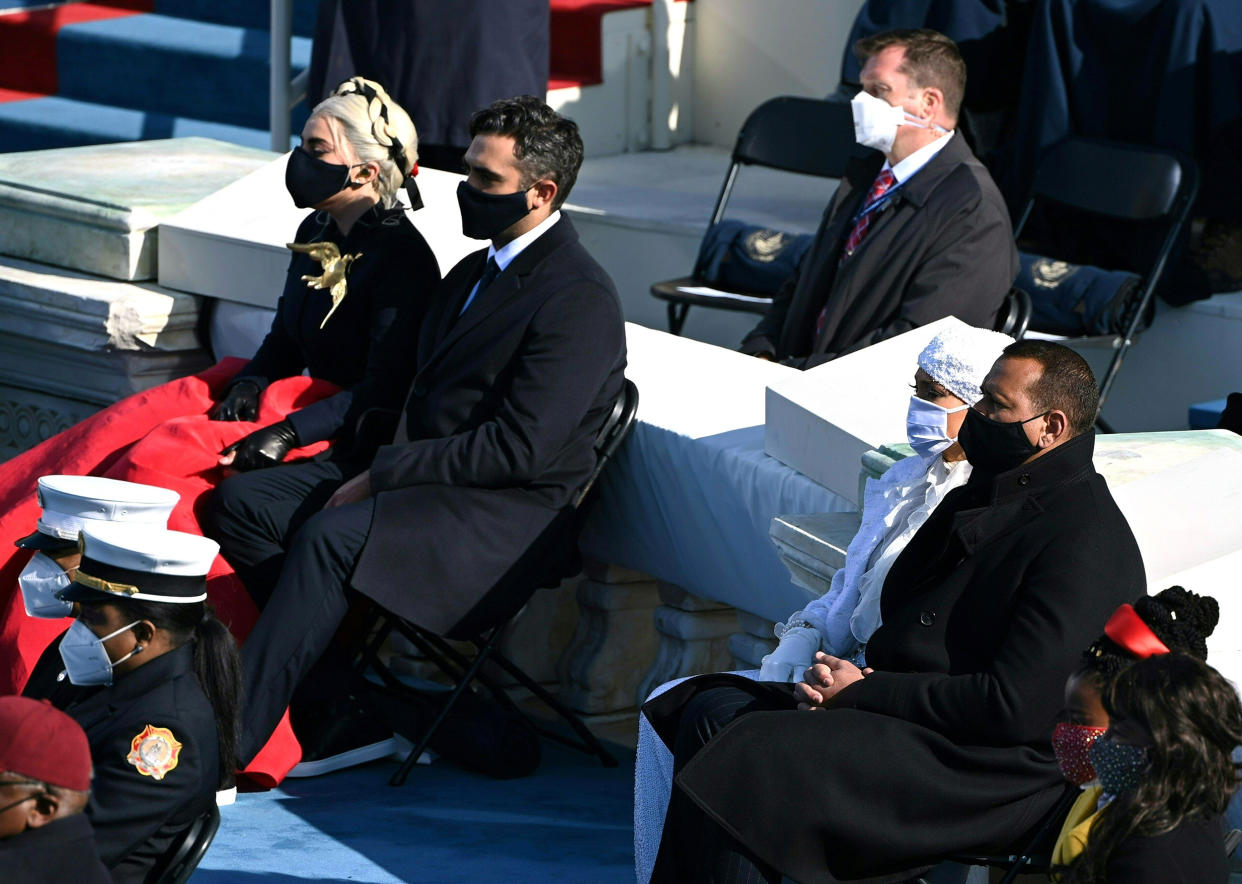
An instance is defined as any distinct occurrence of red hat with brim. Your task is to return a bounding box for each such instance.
[0,696,92,792]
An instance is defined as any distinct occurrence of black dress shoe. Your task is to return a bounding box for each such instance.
[286,697,397,778]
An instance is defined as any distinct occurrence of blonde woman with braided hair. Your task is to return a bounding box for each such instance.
[215,76,441,471]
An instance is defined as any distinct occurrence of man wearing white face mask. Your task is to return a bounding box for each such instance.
[759,324,1012,682]
[741,29,1017,369]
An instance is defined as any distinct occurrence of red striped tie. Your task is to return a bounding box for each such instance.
[842,168,896,260]
[816,168,897,340]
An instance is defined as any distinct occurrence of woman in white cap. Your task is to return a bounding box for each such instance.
[633,323,1013,883]
[23,522,238,884]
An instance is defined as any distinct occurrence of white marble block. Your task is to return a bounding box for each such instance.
[159,156,479,309]
[0,138,273,281]
[764,316,969,503]
[769,511,861,599]
[0,255,208,410]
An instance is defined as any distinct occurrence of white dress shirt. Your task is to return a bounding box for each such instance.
[459,209,562,314]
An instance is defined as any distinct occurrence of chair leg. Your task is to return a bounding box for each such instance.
[483,648,618,768]
[667,302,689,336]
[406,626,617,767]
[387,626,507,787]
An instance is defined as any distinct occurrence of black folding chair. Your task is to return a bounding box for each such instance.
[1014,137,1199,428]
[995,286,1032,339]
[949,784,1080,884]
[354,379,640,786]
[650,96,864,335]
[149,803,221,884]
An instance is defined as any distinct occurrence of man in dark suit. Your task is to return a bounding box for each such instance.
[644,341,1145,883]
[741,29,1017,369]
[207,96,627,768]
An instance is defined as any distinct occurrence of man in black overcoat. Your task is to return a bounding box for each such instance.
[644,341,1146,883]
[207,96,627,766]
[741,30,1017,369]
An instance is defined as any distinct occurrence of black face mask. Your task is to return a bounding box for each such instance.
[285,148,353,209]
[456,180,532,240]
[957,406,1047,474]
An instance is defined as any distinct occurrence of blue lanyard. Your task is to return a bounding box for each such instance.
[850,173,907,227]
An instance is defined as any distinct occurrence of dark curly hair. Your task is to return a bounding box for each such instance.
[1078,586,1217,688]
[1059,654,1242,883]
[468,95,584,209]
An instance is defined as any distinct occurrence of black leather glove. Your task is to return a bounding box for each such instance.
[221,420,299,471]
[210,380,261,422]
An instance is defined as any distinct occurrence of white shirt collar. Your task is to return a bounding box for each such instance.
[884,130,954,184]
[487,209,562,271]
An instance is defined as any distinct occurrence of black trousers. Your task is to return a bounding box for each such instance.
[652,686,786,884]
[206,458,372,764]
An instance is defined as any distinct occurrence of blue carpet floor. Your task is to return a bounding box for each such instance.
[197,742,637,884]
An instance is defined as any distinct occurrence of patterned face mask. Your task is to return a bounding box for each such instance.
[1089,734,1149,797]
[1053,722,1108,786]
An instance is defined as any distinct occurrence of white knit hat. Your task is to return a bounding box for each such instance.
[917,325,1014,405]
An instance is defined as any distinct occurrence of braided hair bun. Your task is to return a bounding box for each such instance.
[309,76,419,208]
[1133,585,1218,660]
[1082,586,1219,680]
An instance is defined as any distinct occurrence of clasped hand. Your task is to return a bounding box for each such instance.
[794,652,872,711]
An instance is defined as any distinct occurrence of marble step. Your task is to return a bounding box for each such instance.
[0,254,210,416]
[0,136,274,280]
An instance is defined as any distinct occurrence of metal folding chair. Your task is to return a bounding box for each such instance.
[1014,137,1199,428]
[355,379,640,786]
[650,96,864,335]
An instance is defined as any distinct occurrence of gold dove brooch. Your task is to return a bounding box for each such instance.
[287,241,363,328]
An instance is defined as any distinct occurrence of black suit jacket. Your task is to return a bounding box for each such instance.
[352,216,627,633]
[741,134,1018,368]
[646,432,1145,883]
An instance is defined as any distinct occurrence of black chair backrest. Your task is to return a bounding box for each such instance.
[1022,137,1191,224]
[573,378,640,510]
[994,286,1032,339]
[150,804,221,884]
[733,96,861,179]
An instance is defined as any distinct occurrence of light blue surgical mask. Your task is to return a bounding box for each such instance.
[18,552,74,619]
[906,394,969,460]
[58,618,143,687]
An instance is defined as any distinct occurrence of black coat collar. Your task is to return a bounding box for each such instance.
[65,644,194,732]
[952,432,1098,555]
[424,215,580,365]
[842,132,975,210]
[978,430,1098,504]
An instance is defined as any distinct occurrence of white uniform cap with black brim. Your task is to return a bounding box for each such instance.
[63,522,218,605]
[16,475,179,552]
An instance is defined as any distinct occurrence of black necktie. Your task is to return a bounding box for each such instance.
[461,257,501,316]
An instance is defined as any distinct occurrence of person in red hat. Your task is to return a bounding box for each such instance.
[0,695,109,882]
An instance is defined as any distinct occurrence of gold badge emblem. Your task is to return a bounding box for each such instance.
[742,229,791,263]
[287,241,363,328]
[127,725,183,781]
[1030,258,1077,289]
